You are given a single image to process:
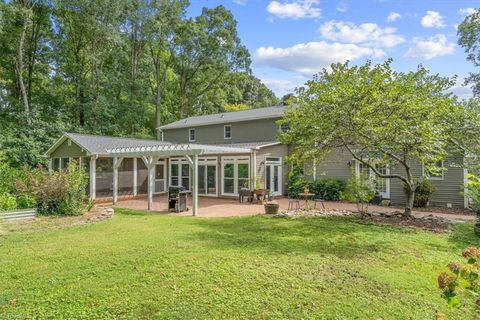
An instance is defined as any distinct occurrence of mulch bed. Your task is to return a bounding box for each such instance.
[360,211,453,233]
[400,206,474,216]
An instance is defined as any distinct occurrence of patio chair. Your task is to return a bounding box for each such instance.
[287,194,300,210]
[239,189,254,203]
[313,193,326,210]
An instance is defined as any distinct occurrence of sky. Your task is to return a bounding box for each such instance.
[188,0,479,99]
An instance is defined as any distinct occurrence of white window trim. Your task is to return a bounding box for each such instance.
[278,123,289,133]
[198,157,219,197]
[189,128,196,142]
[423,161,445,181]
[169,158,191,190]
[224,124,232,140]
[221,156,250,196]
[354,160,390,199]
[265,157,283,196]
[154,159,167,194]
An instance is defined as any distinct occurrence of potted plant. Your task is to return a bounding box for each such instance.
[264,201,279,214]
[267,190,274,202]
[253,176,266,202]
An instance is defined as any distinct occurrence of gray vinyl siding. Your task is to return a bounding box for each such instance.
[50,139,88,158]
[314,148,466,208]
[162,118,281,144]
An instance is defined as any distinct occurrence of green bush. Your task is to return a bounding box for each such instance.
[404,179,436,207]
[342,174,376,213]
[465,173,480,216]
[0,193,18,211]
[287,166,346,200]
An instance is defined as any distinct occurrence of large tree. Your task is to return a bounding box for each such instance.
[279,60,480,215]
[458,8,480,97]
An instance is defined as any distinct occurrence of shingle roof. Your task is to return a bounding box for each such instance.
[158,105,288,130]
[47,133,171,156]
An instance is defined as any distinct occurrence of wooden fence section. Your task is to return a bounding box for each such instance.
[1,208,36,221]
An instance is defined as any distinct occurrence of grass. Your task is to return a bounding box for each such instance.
[0,209,479,319]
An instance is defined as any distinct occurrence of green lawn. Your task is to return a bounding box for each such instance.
[1,209,478,319]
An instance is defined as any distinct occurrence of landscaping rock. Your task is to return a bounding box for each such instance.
[273,209,356,219]
[84,206,114,223]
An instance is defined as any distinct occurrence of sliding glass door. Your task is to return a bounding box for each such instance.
[221,156,250,196]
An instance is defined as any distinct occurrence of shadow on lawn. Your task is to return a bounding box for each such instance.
[188,216,416,258]
[447,222,479,250]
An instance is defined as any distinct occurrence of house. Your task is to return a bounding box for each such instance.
[46,105,468,211]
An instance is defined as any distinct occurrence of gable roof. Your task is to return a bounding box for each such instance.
[46,133,171,156]
[158,105,288,130]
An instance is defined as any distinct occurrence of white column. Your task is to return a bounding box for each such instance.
[147,158,155,210]
[133,158,138,196]
[89,157,96,200]
[251,150,257,190]
[113,157,124,205]
[48,158,52,171]
[192,154,198,216]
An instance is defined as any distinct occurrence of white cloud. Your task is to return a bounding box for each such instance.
[336,2,347,13]
[319,20,405,48]
[255,41,384,76]
[404,34,455,60]
[387,12,401,22]
[266,0,321,19]
[459,8,476,17]
[261,78,298,96]
[233,0,247,4]
[421,10,445,28]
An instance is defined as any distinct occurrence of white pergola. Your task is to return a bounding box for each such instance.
[106,143,252,216]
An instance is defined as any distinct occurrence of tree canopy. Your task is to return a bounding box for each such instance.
[0,0,277,167]
[279,60,480,215]
[458,8,480,97]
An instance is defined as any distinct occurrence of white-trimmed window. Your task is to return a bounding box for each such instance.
[52,158,61,170]
[426,161,444,180]
[170,158,191,190]
[221,156,250,195]
[355,161,390,198]
[189,128,196,142]
[224,125,232,139]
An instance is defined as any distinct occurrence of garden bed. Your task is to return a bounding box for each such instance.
[273,209,455,233]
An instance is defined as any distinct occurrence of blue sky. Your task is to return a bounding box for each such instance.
[188,0,479,99]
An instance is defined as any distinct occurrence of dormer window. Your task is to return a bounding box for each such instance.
[189,128,196,142]
[224,125,232,139]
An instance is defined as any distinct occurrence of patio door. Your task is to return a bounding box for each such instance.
[197,162,217,196]
[155,160,166,193]
[265,157,282,196]
[356,162,390,199]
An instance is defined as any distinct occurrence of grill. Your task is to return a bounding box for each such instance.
[168,186,188,212]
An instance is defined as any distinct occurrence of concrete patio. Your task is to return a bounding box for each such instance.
[105,194,476,220]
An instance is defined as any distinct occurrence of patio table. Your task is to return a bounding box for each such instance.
[298,192,315,209]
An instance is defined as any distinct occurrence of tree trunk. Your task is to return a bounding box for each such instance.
[14,13,31,125]
[405,187,415,216]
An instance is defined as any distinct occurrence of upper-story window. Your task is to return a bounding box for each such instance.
[224,125,232,139]
[189,128,196,142]
[426,160,444,180]
[279,123,290,133]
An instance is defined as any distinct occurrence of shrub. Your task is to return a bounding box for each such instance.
[309,179,346,200]
[404,179,436,207]
[342,174,376,213]
[0,193,17,211]
[16,162,89,216]
[438,247,480,309]
[465,173,480,216]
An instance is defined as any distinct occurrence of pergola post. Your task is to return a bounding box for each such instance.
[113,157,124,205]
[251,149,257,190]
[133,157,138,196]
[142,156,157,210]
[89,156,96,200]
[192,154,198,216]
